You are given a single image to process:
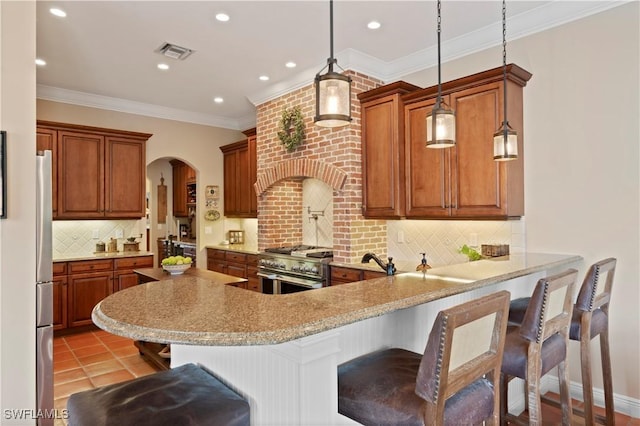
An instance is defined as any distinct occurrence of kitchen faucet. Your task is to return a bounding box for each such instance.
[361,253,396,276]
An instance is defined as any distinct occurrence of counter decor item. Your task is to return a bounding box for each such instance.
[481,244,510,257]
[107,238,118,253]
[277,106,305,152]
[228,230,244,244]
[162,264,191,275]
[458,244,482,261]
[161,255,193,275]
[95,242,106,253]
[123,236,140,252]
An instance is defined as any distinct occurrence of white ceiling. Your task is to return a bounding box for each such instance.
[35,1,625,130]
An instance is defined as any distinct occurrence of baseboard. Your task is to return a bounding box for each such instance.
[541,375,640,419]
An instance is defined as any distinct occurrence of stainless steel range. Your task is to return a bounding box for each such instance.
[258,245,333,294]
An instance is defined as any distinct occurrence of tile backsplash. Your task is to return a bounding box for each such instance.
[52,219,147,258]
[387,219,525,267]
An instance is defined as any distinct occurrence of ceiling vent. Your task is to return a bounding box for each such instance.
[155,42,194,60]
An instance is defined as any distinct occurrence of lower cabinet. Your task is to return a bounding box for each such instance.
[330,266,386,286]
[206,248,260,292]
[54,254,153,332]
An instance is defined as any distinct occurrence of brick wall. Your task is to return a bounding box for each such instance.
[255,71,389,263]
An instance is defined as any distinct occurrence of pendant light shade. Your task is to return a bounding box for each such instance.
[426,0,455,148]
[493,0,517,161]
[314,0,352,128]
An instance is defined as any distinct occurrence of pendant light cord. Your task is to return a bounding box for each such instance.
[328,0,335,72]
[436,0,443,108]
[502,0,508,135]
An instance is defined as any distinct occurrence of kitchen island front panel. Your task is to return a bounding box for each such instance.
[93,252,580,346]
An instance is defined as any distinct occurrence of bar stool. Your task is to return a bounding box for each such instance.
[67,363,250,426]
[338,290,511,425]
[509,258,617,425]
[500,269,578,425]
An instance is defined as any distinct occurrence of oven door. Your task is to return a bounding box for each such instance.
[258,272,322,294]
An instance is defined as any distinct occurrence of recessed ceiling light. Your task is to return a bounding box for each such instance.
[214,97,224,103]
[367,21,381,30]
[216,13,230,22]
[49,8,67,18]
[285,62,297,68]
[35,58,47,66]
[259,75,269,81]
[157,63,169,70]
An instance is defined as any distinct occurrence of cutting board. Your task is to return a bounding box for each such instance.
[157,175,167,223]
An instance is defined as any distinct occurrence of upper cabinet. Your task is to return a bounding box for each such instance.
[359,82,421,219]
[220,128,257,218]
[170,160,196,218]
[360,64,532,220]
[37,121,151,220]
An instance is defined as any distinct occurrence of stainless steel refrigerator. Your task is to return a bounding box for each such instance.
[36,150,54,426]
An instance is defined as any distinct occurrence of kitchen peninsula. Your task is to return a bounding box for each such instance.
[93,253,580,425]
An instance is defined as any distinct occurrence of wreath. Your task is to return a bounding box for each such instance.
[277,106,305,152]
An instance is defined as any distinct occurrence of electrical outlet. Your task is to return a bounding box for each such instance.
[397,231,405,243]
[115,229,124,238]
[205,226,212,235]
[469,233,478,247]
[92,229,100,239]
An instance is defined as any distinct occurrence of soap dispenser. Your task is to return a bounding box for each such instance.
[416,253,431,272]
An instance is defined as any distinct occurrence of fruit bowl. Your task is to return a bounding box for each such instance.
[162,264,191,275]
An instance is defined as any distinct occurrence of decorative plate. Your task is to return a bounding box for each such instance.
[204,209,221,221]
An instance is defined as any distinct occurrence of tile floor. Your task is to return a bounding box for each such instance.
[53,330,160,426]
[54,330,638,426]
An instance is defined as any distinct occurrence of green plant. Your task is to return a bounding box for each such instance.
[458,244,482,261]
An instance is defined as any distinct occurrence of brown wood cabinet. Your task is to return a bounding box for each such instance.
[55,254,153,332]
[330,265,386,286]
[170,159,196,218]
[36,121,151,219]
[359,82,420,218]
[220,128,257,218]
[359,64,532,219]
[206,248,261,291]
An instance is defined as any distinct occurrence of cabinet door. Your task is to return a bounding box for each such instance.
[404,97,452,218]
[450,82,524,218]
[36,128,58,218]
[330,266,363,285]
[68,271,113,327]
[57,131,105,218]
[171,160,189,217]
[52,276,68,330]
[223,152,237,216]
[361,95,404,218]
[114,271,139,292]
[105,137,146,218]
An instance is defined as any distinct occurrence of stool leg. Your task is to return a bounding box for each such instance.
[580,334,595,425]
[558,359,573,425]
[500,373,509,426]
[526,357,543,425]
[600,329,615,425]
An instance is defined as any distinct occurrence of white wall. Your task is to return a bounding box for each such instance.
[402,2,640,402]
[0,2,37,424]
[36,100,245,268]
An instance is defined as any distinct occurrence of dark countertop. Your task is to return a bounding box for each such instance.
[93,252,581,346]
[134,266,247,285]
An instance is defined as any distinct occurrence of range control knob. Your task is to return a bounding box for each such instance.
[311,266,318,274]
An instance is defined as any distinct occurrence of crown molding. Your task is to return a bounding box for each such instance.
[36,85,249,130]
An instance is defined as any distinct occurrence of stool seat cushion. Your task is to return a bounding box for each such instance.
[67,363,249,426]
[338,348,495,426]
[569,308,608,340]
[501,328,566,379]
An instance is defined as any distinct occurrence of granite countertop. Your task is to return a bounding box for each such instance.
[134,267,247,285]
[54,251,154,262]
[93,252,581,346]
[204,243,260,255]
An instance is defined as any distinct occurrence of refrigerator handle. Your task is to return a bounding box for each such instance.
[36,151,53,284]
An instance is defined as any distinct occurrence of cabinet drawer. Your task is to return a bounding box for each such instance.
[226,252,247,263]
[207,249,226,260]
[330,267,363,282]
[246,254,259,266]
[69,259,114,274]
[363,270,387,280]
[53,262,67,276]
[115,256,154,270]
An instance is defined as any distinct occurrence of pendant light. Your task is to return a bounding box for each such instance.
[314,0,352,128]
[493,0,517,161]
[426,0,455,148]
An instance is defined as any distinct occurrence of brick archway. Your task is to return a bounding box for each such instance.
[254,158,347,195]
